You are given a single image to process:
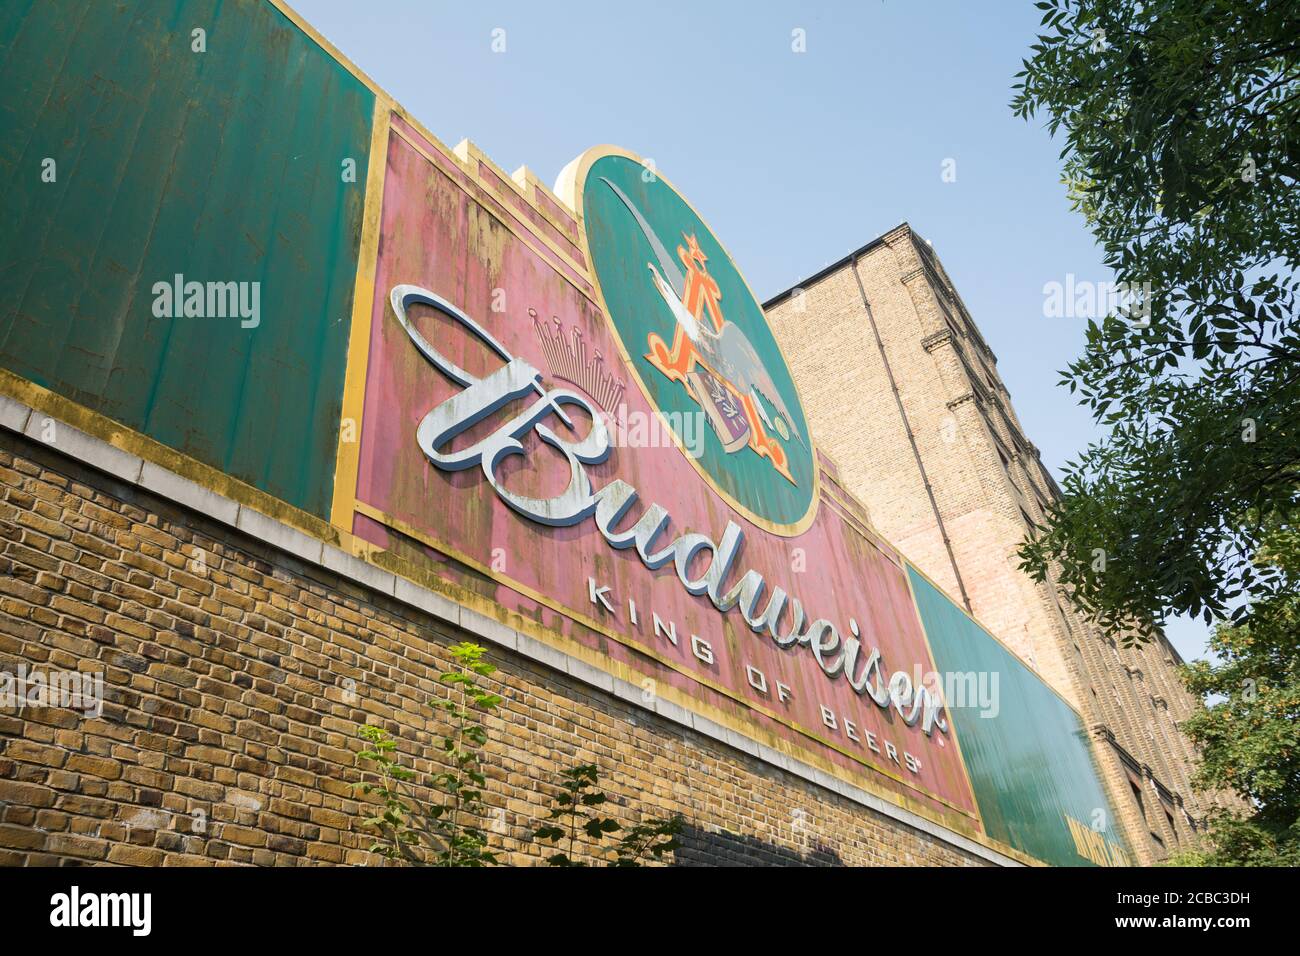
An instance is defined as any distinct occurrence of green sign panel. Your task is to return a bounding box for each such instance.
[910,566,1132,866]
[0,0,373,517]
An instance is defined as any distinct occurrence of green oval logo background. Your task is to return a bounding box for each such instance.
[582,154,816,532]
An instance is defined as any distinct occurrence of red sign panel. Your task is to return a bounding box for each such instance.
[341,118,978,828]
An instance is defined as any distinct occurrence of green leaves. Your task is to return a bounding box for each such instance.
[614,815,684,867]
[531,763,682,866]
[353,645,684,866]
[448,641,497,679]
[1012,0,1300,643]
[1015,7,1298,861]
[587,818,621,836]
[532,763,609,866]
[352,724,427,865]
[1171,539,1300,865]
[354,642,503,866]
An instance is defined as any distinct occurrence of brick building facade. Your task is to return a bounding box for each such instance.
[764,224,1230,864]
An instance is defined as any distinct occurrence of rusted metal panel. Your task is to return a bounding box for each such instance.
[0,0,373,516]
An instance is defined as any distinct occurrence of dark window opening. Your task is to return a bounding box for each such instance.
[1163,806,1178,843]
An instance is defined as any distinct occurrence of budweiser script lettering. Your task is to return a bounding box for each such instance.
[391,284,948,739]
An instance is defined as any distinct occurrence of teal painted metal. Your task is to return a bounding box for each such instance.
[909,566,1131,866]
[0,0,373,517]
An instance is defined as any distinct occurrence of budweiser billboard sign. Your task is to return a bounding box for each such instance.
[341,130,978,830]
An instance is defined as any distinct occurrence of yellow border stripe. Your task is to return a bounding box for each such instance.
[330,96,392,530]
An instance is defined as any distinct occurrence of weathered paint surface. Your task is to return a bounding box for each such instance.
[350,125,980,826]
[0,0,1136,865]
[0,0,372,517]
[910,566,1131,866]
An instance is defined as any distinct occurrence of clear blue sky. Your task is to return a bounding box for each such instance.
[291,0,1211,662]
